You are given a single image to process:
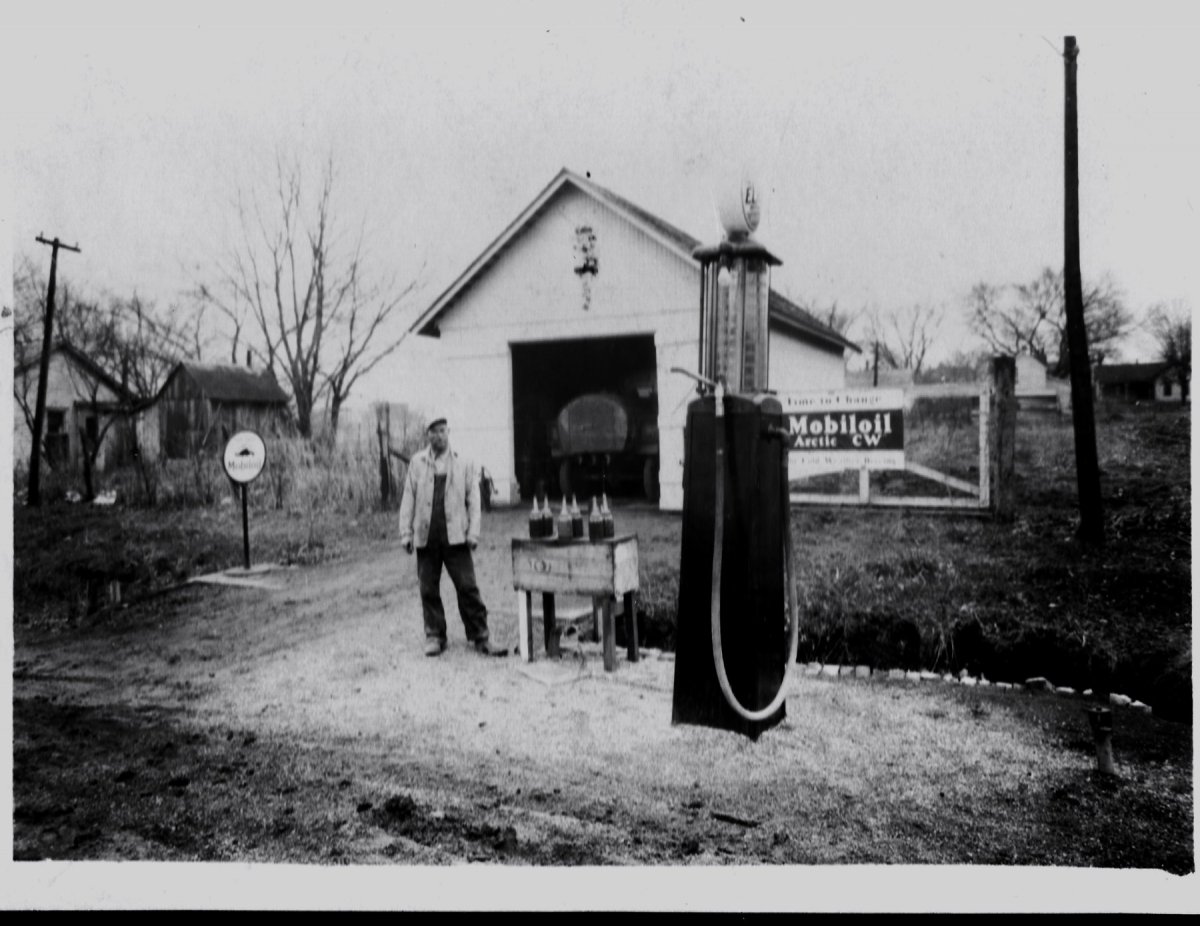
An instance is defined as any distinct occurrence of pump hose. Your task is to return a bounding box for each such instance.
[709,384,800,722]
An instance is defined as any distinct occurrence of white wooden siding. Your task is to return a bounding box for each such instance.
[12,351,125,473]
[411,184,847,510]
[1015,353,1049,393]
[431,187,697,506]
[768,331,849,395]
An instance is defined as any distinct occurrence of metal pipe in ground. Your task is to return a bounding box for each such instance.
[1084,706,1117,776]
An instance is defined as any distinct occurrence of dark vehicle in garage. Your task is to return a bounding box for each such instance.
[511,334,660,501]
[550,388,659,501]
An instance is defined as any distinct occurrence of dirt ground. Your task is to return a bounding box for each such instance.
[10,504,1196,909]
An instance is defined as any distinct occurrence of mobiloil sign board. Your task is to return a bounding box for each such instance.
[780,389,905,474]
[223,430,266,483]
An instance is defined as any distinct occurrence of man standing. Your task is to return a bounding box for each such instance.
[399,417,506,657]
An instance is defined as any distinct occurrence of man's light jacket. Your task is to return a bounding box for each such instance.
[398,446,482,548]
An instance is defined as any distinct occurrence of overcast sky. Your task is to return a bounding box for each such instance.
[6,2,1199,414]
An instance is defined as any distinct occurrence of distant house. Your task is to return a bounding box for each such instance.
[1093,362,1186,405]
[153,362,291,458]
[12,342,137,474]
[845,367,915,391]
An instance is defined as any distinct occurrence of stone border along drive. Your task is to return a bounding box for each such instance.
[795,662,1155,714]
[514,645,1156,714]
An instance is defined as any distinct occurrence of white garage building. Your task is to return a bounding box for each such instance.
[406,168,859,511]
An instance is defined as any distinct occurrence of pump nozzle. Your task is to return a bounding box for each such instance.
[670,366,717,394]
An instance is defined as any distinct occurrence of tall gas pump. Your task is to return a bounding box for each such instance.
[671,182,799,739]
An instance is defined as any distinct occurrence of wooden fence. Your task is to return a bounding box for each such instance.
[787,357,1016,518]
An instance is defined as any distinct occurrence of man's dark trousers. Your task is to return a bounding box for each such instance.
[418,472,489,645]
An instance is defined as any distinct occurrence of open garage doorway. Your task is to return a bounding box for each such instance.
[511,334,659,502]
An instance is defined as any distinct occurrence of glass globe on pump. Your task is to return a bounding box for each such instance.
[694,179,780,396]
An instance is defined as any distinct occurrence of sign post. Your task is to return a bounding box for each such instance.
[222,430,267,571]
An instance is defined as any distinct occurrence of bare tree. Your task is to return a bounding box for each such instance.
[100,294,192,397]
[321,270,420,439]
[195,277,250,365]
[12,255,43,370]
[780,289,864,337]
[815,300,862,337]
[11,264,97,440]
[65,339,125,502]
[200,155,421,442]
[866,303,945,374]
[1148,300,1191,402]
[966,267,1132,376]
[104,293,201,504]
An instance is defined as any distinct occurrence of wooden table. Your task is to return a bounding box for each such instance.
[511,534,639,671]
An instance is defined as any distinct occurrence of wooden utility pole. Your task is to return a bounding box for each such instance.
[27,235,81,507]
[988,356,1017,522]
[376,404,390,506]
[1063,36,1105,548]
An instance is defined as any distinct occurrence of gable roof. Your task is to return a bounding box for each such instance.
[1094,362,1178,385]
[767,291,861,354]
[162,362,290,404]
[409,167,859,355]
[15,341,135,404]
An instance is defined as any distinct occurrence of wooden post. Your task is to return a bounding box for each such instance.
[1063,36,1105,549]
[241,483,251,570]
[624,591,639,663]
[857,466,870,504]
[543,592,559,658]
[378,404,397,507]
[602,598,616,671]
[517,591,533,661]
[977,384,991,509]
[988,357,1017,521]
[385,404,394,502]
[1084,706,1117,775]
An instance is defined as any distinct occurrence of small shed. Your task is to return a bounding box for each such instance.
[1093,362,1185,405]
[153,362,290,458]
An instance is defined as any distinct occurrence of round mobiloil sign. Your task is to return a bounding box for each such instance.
[716,176,762,238]
[223,430,266,484]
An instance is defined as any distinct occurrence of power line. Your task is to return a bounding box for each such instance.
[1041,35,1063,57]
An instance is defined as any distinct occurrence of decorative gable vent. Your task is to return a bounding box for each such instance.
[573,225,598,311]
[573,226,598,277]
